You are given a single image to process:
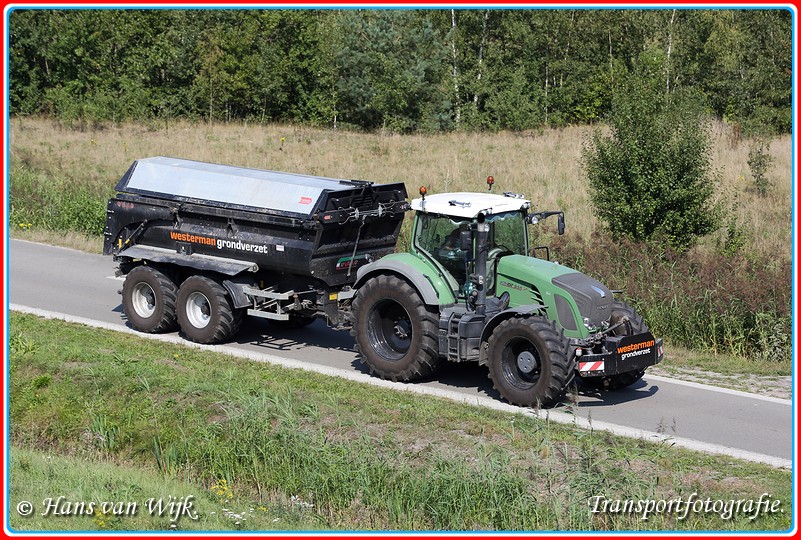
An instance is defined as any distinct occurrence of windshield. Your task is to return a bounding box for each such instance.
[414,211,528,290]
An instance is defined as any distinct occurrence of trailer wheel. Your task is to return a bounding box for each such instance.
[487,317,572,407]
[176,276,243,344]
[351,275,442,382]
[122,265,178,333]
[581,301,648,391]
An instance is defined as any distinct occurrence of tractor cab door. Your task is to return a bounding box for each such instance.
[413,214,470,296]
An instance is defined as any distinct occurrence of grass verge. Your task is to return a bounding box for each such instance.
[8,313,793,532]
[8,447,320,531]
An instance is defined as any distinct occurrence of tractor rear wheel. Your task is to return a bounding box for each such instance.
[351,274,442,382]
[581,301,648,391]
[487,317,572,407]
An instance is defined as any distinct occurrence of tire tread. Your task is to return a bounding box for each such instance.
[122,265,178,333]
[351,274,442,382]
[487,316,572,407]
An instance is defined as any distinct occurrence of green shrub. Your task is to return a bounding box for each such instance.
[583,62,721,252]
[747,137,774,196]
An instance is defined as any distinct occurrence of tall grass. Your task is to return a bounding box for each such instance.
[9,167,111,235]
[554,234,791,363]
[9,116,792,259]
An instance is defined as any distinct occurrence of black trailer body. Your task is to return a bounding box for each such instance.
[104,157,409,340]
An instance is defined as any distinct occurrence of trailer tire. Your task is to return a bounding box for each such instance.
[122,265,178,333]
[581,301,648,391]
[177,276,243,344]
[351,274,442,382]
[487,317,572,408]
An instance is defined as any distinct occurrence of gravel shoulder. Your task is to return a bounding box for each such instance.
[649,365,793,401]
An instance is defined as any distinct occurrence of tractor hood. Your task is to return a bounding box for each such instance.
[550,271,614,329]
[495,255,613,334]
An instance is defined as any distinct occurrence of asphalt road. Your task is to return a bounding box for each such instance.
[8,239,794,467]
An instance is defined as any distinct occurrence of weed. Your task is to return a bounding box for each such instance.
[93,507,120,530]
[10,331,39,356]
[747,137,774,195]
[88,413,120,453]
[752,312,791,362]
[153,437,180,477]
[719,200,748,258]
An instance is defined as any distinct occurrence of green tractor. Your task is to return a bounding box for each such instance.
[351,179,663,407]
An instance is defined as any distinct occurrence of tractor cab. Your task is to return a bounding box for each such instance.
[410,187,552,299]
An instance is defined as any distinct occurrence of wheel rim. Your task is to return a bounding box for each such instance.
[500,337,542,389]
[367,299,412,361]
[185,291,212,329]
[131,282,157,318]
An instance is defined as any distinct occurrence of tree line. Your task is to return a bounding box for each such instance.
[9,8,792,134]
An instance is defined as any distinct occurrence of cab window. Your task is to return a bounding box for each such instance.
[414,214,469,287]
[487,211,527,256]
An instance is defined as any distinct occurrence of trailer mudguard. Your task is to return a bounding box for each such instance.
[117,245,258,276]
[222,275,260,310]
[355,253,456,306]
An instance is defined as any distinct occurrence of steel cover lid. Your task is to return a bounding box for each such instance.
[117,156,378,218]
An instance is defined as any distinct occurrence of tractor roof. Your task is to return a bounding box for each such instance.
[410,192,530,219]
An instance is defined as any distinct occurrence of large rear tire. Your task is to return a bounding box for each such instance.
[122,265,178,333]
[176,276,243,344]
[581,301,648,391]
[487,317,572,407]
[351,275,442,382]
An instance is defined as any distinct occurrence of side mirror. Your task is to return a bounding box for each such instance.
[460,230,472,251]
[530,211,565,234]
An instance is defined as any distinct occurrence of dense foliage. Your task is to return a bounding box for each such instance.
[9,8,792,133]
[584,61,721,251]
[553,233,791,363]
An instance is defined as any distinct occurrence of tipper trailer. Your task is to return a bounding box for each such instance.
[104,157,663,407]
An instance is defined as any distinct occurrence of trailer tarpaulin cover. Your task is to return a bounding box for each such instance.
[116,156,379,219]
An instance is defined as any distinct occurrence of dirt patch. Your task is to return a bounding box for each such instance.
[155,357,189,371]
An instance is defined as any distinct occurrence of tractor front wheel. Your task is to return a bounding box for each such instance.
[487,317,572,407]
